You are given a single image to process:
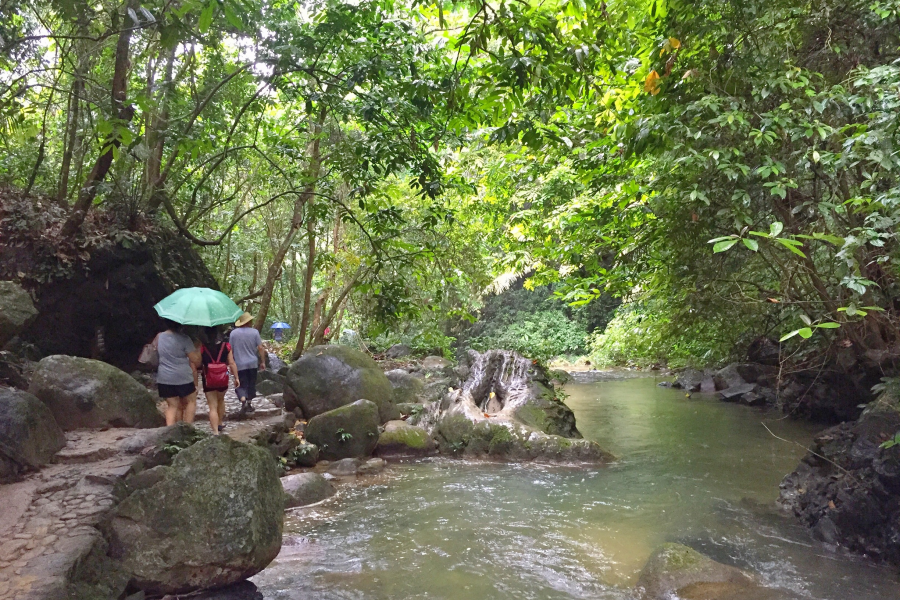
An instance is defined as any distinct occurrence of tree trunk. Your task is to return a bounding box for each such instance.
[294,198,317,356]
[252,108,326,330]
[61,1,138,238]
[58,75,82,204]
[145,44,176,204]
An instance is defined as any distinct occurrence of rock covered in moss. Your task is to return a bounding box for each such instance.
[635,543,800,600]
[284,345,399,422]
[376,420,435,458]
[636,543,754,600]
[435,413,613,463]
[104,435,283,595]
[304,399,380,461]
[0,281,38,347]
[0,387,66,481]
[282,472,335,508]
[385,369,425,404]
[29,355,164,430]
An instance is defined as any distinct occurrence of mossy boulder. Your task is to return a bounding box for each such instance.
[281,472,335,508]
[0,281,38,347]
[29,355,164,430]
[375,420,435,458]
[0,387,66,481]
[435,412,612,463]
[104,435,283,595]
[510,381,580,438]
[304,399,380,461]
[385,369,425,404]
[636,543,766,600]
[284,345,399,422]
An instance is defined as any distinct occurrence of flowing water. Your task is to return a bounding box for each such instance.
[252,376,900,599]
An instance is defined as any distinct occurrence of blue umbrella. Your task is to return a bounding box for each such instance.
[270,322,291,329]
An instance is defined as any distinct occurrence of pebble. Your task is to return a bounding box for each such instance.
[12,535,31,540]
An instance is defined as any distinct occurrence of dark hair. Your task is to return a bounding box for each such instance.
[162,318,182,332]
[203,326,220,344]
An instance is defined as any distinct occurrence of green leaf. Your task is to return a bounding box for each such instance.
[815,322,840,329]
[198,2,215,32]
[769,222,784,237]
[780,329,800,341]
[741,238,759,251]
[221,0,243,30]
[798,327,814,339]
[775,237,807,257]
[713,239,739,253]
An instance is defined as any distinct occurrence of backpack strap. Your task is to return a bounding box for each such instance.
[215,342,226,363]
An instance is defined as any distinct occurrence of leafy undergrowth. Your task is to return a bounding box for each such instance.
[0,186,154,287]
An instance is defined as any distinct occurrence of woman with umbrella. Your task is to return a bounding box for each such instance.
[156,319,202,425]
[153,288,244,427]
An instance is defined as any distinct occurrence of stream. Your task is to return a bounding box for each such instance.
[252,376,900,599]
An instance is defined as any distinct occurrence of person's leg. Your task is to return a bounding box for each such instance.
[206,391,221,433]
[164,397,180,426]
[183,391,197,423]
[217,393,227,429]
[245,368,258,411]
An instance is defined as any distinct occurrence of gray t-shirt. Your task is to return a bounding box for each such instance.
[157,331,196,385]
[230,327,263,371]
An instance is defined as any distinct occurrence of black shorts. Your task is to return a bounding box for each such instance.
[236,368,258,401]
[158,382,196,399]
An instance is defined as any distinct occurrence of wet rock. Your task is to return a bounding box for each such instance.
[325,458,362,476]
[718,383,758,402]
[266,392,285,408]
[713,363,776,391]
[0,281,38,347]
[285,441,319,468]
[284,345,399,423]
[376,420,435,458]
[104,435,283,594]
[358,457,386,475]
[281,472,335,508]
[386,369,425,404]
[548,369,571,385]
[29,355,164,430]
[385,343,412,359]
[739,391,767,407]
[304,399,380,461]
[673,369,705,392]
[779,391,900,565]
[635,543,755,600]
[265,352,287,373]
[190,580,264,600]
[0,387,66,481]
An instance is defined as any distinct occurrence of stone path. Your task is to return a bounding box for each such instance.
[0,409,284,600]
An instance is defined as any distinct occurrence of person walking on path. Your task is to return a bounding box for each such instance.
[229,312,266,414]
[157,319,201,425]
[200,326,240,434]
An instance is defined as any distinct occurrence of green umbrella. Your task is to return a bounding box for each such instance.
[153,287,243,327]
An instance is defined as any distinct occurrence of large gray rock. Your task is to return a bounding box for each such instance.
[376,420,435,458]
[385,343,412,359]
[0,281,38,347]
[635,543,796,600]
[281,472,335,508]
[0,388,66,481]
[104,435,283,595]
[304,399,380,461]
[385,369,425,404]
[29,355,164,430]
[284,345,398,422]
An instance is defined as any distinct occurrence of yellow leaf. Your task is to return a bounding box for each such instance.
[669,37,681,49]
[644,70,661,95]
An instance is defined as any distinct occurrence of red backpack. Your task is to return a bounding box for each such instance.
[203,343,229,389]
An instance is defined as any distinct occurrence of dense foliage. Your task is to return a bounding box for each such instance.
[2,0,899,367]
